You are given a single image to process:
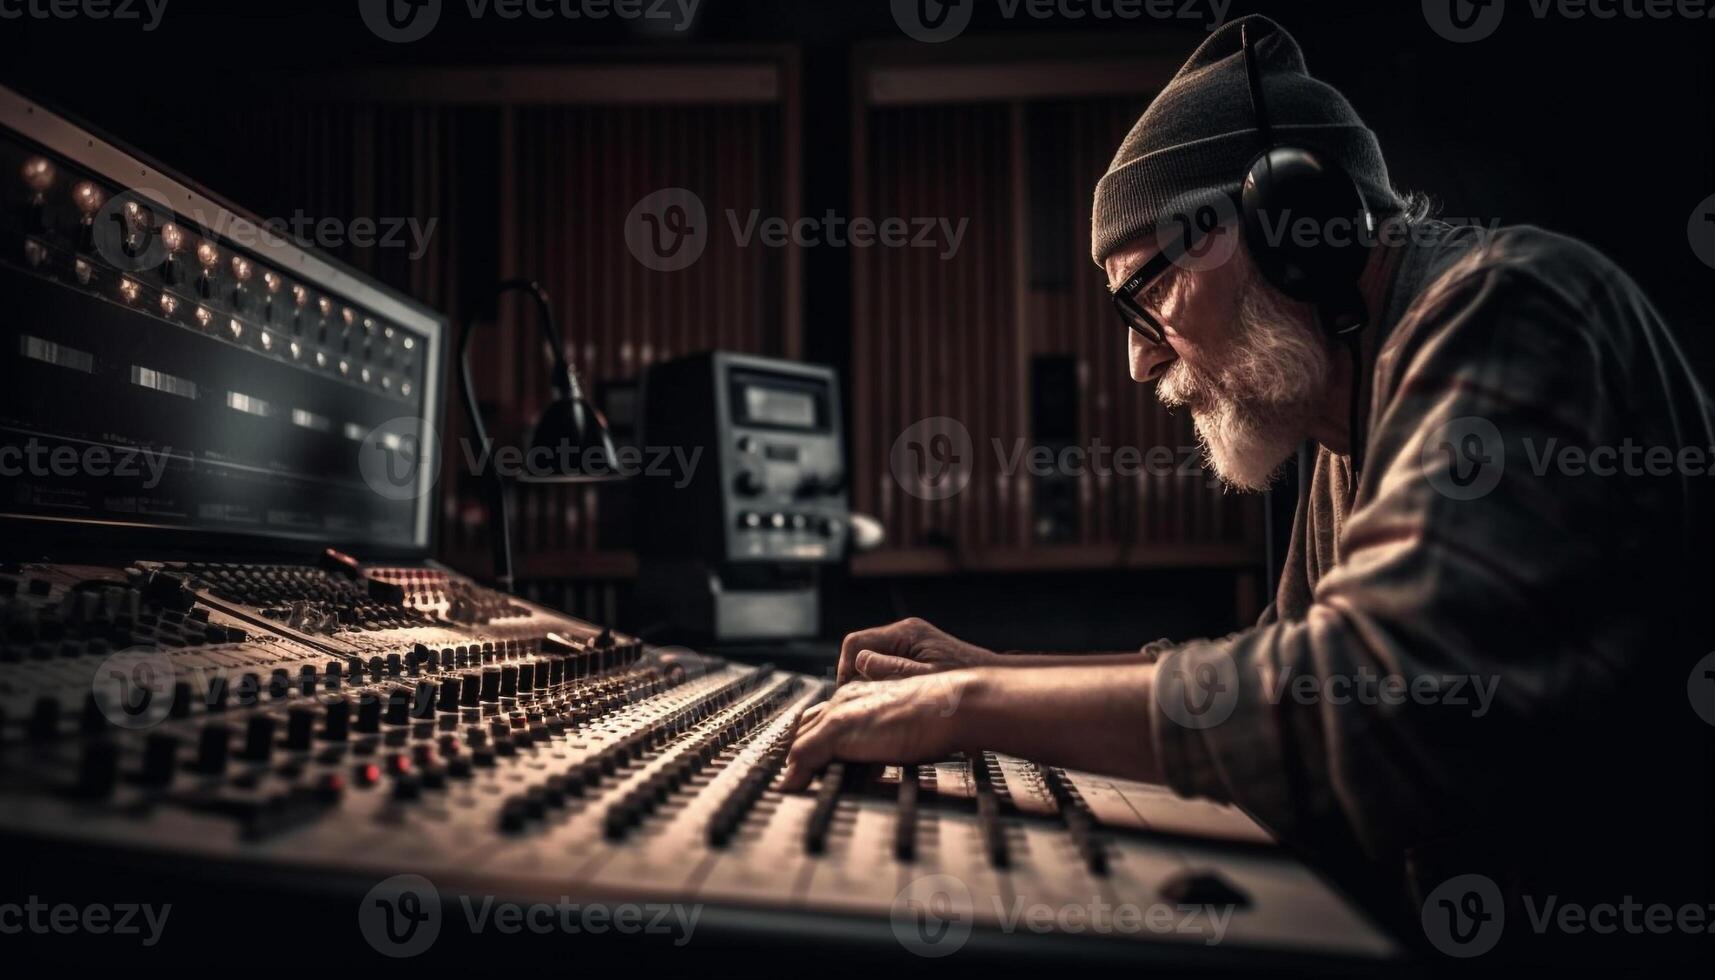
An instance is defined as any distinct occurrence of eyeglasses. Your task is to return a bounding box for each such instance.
[1108,208,1224,346]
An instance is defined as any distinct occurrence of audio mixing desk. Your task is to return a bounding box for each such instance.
[0,557,1398,969]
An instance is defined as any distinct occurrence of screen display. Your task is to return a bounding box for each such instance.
[0,121,442,555]
[741,384,818,429]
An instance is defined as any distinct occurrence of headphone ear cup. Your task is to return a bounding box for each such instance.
[1240,146,1372,306]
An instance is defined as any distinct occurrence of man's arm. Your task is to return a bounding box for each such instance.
[782,663,1163,788]
[797,247,1636,859]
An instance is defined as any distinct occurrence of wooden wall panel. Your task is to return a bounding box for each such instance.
[852,96,1260,573]
[215,84,790,598]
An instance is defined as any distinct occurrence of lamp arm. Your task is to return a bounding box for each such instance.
[458,278,572,594]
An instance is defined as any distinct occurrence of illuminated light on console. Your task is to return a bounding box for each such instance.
[74,258,92,284]
[195,306,214,329]
[263,271,282,294]
[260,330,274,352]
[226,391,272,417]
[381,375,392,391]
[288,339,302,360]
[360,366,372,384]
[23,239,47,267]
[342,307,356,329]
[315,351,328,368]
[160,222,184,252]
[343,422,366,441]
[21,335,94,373]
[338,358,350,377]
[291,409,330,432]
[402,336,414,350]
[196,241,220,270]
[231,256,254,282]
[318,297,333,318]
[119,277,142,304]
[160,293,179,316]
[228,318,244,340]
[292,284,309,307]
[400,381,412,398]
[20,156,55,194]
[72,180,103,217]
[131,365,198,399]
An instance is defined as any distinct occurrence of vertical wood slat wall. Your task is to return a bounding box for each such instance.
[851,92,1261,573]
[216,71,793,612]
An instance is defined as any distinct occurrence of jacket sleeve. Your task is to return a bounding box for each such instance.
[1148,259,1631,859]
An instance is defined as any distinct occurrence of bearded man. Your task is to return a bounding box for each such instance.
[784,14,1714,962]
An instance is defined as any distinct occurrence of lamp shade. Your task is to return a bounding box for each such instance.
[518,371,624,485]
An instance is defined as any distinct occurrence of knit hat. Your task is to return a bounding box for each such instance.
[1091,15,1403,265]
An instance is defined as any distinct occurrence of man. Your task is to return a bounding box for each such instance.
[784,14,1713,959]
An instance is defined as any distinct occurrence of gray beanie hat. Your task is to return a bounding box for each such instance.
[1091,15,1402,265]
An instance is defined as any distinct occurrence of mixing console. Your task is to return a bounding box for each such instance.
[0,555,1399,968]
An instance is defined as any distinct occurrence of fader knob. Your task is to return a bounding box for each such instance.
[140,733,180,786]
[196,723,232,774]
[242,715,277,761]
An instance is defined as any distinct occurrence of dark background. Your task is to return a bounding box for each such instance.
[3,0,1710,653]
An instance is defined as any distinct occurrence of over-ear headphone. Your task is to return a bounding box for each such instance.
[1236,22,1373,337]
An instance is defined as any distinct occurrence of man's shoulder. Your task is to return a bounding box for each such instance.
[1381,222,1656,371]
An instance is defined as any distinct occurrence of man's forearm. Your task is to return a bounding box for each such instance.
[997,651,1160,667]
[958,664,1163,783]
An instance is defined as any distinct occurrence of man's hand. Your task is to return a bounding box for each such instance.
[781,670,980,790]
[782,663,1165,791]
[836,617,997,684]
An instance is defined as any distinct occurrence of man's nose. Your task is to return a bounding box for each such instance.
[1129,331,1176,383]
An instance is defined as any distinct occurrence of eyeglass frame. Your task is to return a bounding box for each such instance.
[1107,201,1231,346]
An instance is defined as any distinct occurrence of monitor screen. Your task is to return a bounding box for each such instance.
[0,89,444,556]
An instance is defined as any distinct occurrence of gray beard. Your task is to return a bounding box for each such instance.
[1155,276,1330,492]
